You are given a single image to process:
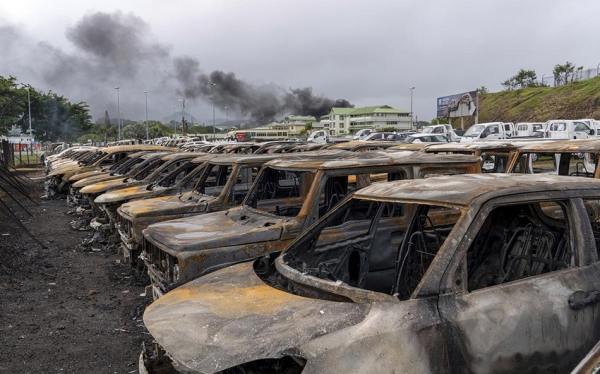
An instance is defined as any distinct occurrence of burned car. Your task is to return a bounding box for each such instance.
[78,152,203,214]
[92,153,215,237]
[507,138,600,177]
[422,142,520,173]
[68,151,172,205]
[117,154,280,267]
[45,145,170,196]
[141,151,481,299]
[143,174,600,373]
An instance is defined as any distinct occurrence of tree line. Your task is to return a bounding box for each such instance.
[0,76,93,142]
[501,62,586,90]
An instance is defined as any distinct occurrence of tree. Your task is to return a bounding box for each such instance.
[501,69,538,90]
[0,76,27,135]
[553,62,583,86]
[477,86,489,94]
[122,122,149,140]
[304,122,313,132]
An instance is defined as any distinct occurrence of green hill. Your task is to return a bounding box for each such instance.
[459,77,600,127]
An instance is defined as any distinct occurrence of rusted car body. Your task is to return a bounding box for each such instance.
[92,153,215,238]
[143,174,600,373]
[117,154,280,266]
[68,151,172,205]
[45,147,99,174]
[76,152,180,213]
[68,150,150,183]
[422,142,520,173]
[507,138,600,177]
[141,151,481,299]
[328,140,402,152]
[45,145,171,195]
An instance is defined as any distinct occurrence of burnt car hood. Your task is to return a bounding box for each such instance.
[47,164,83,177]
[119,194,208,218]
[70,169,107,181]
[94,184,165,204]
[144,261,369,374]
[143,208,285,255]
[72,173,123,188]
[80,178,144,195]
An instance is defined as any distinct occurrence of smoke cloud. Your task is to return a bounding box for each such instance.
[0,11,352,125]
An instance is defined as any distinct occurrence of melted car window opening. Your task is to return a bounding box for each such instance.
[512,152,596,177]
[466,201,573,292]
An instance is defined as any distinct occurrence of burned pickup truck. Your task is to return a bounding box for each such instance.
[143,174,600,374]
[141,151,481,299]
[117,154,281,267]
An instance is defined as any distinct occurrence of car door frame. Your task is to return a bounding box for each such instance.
[434,191,600,373]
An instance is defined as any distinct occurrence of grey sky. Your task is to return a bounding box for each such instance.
[1,0,598,124]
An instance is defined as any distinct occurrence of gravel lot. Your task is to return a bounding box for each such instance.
[0,170,152,374]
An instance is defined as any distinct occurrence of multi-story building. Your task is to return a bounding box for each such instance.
[320,105,411,135]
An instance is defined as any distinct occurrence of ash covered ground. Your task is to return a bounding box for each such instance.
[0,170,152,373]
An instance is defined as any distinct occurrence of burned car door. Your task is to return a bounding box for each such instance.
[438,197,600,373]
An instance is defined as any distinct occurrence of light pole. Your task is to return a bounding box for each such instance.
[178,99,185,136]
[172,106,176,136]
[114,87,120,140]
[224,106,228,125]
[26,86,32,140]
[143,91,149,140]
[211,82,216,140]
[409,87,415,130]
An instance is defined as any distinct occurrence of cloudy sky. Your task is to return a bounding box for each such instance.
[1,0,598,124]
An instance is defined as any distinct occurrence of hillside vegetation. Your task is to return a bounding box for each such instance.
[457,76,600,128]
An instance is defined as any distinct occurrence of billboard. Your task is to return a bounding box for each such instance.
[437,90,478,118]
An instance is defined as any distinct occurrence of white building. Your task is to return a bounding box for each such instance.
[320,105,411,135]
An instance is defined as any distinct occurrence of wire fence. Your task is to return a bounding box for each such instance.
[540,67,599,87]
[0,140,44,167]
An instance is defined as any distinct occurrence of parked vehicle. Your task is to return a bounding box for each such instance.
[117,154,281,266]
[545,120,596,140]
[460,122,513,143]
[142,174,600,374]
[404,134,449,143]
[514,122,546,137]
[140,151,481,299]
[307,129,350,143]
[507,138,600,177]
[44,145,170,196]
[351,128,373,140]
[421,124,462,141]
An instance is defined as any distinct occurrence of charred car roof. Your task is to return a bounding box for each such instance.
[513,138,600,153]
[355,173,600,207]
[264,151,479,171]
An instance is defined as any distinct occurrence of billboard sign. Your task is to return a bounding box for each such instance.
[437,90,478,118]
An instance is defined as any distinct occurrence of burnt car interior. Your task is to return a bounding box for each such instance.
[247,169,312,217]
[466,201,573,291]
[512,152,597,177]
[154,161,201,189]
[273,198,582,302]
[194,164,232,198]
[280,199,460,299]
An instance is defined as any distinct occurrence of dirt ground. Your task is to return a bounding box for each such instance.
[0,170,152,374]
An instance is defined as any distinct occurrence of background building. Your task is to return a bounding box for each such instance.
[320,105,411,135]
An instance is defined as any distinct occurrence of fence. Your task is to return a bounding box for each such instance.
[0,140,43,167]
[539,67,599,87]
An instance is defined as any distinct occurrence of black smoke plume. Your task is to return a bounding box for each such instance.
[0,11,353,124]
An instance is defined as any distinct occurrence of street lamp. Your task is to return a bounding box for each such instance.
[172,106,176,135]
[211,82,216,140]
[178,99,185,136]
[114,87,120,140]
[26,86,32,139]
[143,91,149,140]
[409,86,415,130]
[224,106,228,125]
